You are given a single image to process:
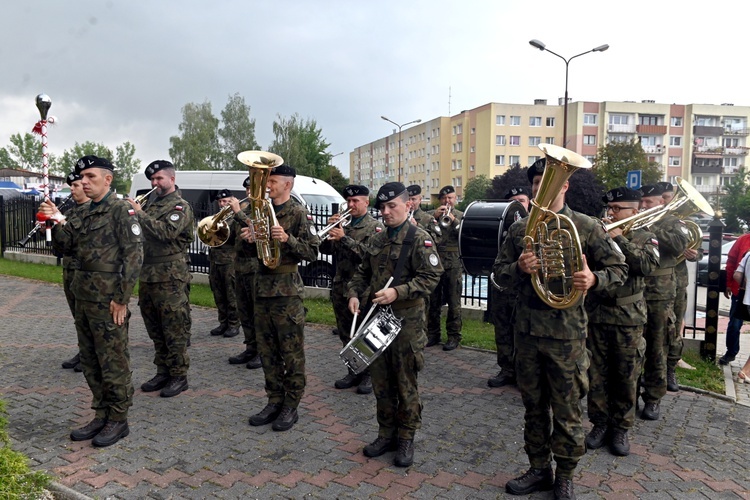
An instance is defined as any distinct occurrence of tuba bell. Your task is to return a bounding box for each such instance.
[524,143,591,310]
[237,150,284,269]
[197,196,249,247]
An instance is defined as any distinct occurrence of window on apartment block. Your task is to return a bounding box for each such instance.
[529,116,542,127]
[669,136,682,147]
[496,135,506,145]
[495,155,505,166]
[583,135,596,145]
[528,156,541,165]
[584,114,598,125]
[529,136,541,146]
[609,114,629,125]
[509,155,520,166]
[545,137,555,144]
[669,156,681,166]
[510,136,520,146]
[496,115,505,126]
[546,117,556,127]
[510,116,521,126]
[671,116,683,127]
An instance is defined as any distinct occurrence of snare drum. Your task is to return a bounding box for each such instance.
[340,306,403,374]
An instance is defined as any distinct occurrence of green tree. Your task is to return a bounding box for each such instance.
[58,141,113,174]
[720,167,750,233]
[218,93,259,170]
[326,166,349,194]
[592,140,662,191]
[458,175,492,211]
[169,101,220,170]
[489,164,529,199]
[0,133,61,174]
[268,113,330,178]
[58,141,140,194]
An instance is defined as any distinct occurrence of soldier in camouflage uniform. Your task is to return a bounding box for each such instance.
[128,161,195,399]
[347,182,442,468]
[206,189,240,339]
[320,184,384,394]
[41,155,143,447]
[494,158,627,499]
[488,186,531,388]
[57,170,90,373]
[407,184,443,244]
[638,184,689,420]
[246,165,320,432]
[585,187,658,457]
[226,177,262,369]
[427,185,463,351]
[660,182,702,391]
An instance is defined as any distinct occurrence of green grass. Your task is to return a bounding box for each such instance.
[0,401,50,499]
[676,349,725,394]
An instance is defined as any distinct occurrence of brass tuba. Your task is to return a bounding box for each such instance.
[524,143,592,310]
[237,150,284,269]
[197,196,249,247]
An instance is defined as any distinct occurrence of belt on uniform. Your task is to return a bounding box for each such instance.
[600,291,643,307]
[391,298,422,311]
[78,262,123,273]
[441,247,459,252]
[143,254,183,265]
[261,264,298,275]
[648,268,672,277]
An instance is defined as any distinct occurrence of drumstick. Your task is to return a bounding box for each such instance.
[349,311,358,339]
[357,277,394,332]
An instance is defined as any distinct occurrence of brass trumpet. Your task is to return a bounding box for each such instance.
[197,196,249,247]
[438,205,453,228]
[132,187,157,205]
[318,208,352,241]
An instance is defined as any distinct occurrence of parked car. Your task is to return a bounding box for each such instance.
[697,237,737,286]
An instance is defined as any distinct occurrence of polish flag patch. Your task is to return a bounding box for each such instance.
[175,205,184,211]
[424,240,433,247]
[650,238,659,246]
[307,214,313,220]
[128,209,136,216]
[375,227,382,232]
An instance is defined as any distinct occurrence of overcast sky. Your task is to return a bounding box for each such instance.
[2,0,749,177]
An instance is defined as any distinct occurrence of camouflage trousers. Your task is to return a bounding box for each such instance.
[670,285,687,370]
[370,306,426,441]
[642,298,676,403]
[74,299,134,421]
[255,296,306,409]
[63,268,76,317]
[331,282,355,346]
[514,333,589,479]
[490,286,515,376]
[586,323,646,430]
[427,265,462,341]
[139,281,191,377]
[209,262,239,329]
[236,271,257,352]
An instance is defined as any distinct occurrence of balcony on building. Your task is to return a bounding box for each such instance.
[642,145,665,154]
[607,123,637,133]
[693,125,724,136]
[694,184,722,195]
[694,145,724,155]
[692,155,722,174]
[724,127,750,136]
[724,146,749,156]
[636,124,667,135]
[723,164,743,175]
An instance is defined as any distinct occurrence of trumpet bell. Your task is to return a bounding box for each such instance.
[197,216,230,247]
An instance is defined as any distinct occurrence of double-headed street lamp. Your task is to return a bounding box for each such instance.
[381,115,422,183]
[529,39,609,147]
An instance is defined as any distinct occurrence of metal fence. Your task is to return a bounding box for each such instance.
[0,195,489,308]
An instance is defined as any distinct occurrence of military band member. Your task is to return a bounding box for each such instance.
[638,184,688,420]
[585,187,658,457]
[406,184,443,243]
[494,158,627,499]
[128,161,195,398]
[246,165,320,432]
[207,189,241,339]
[488,186,531,388]
[58,170,91,373]
[347,182,442,467]
[227,177,262,369]
[427,185,463,351]
[320,184,384,394]
[41,155,143,447]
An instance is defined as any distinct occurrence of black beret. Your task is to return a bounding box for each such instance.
[407,184,421,196]
[145,160,174,180]
[657,181,674,193]
[214,189,232,201]
[640,184,665,197]
[603,187,642,204]
[65,171,83,186]
[75,155,114,174]
[376,182,407,209]
[527,157,546,183]
[242,177,251,189]
[438,185,455,197]
[504,186,530,199]
[270,164,296,177]
[343,184,369,197]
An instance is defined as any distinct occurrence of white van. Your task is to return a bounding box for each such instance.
[129,170,346,286]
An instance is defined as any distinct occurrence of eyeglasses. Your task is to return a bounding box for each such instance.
[606,205,636,213]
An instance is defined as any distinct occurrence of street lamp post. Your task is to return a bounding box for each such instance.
[381,115,422,183]
[529,39,609,147]
[320,150,343,184]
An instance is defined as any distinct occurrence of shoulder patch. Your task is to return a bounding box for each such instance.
[424,240,433,247]
[170,213,181,221]
[429,253,439,266]
[310,225,317,235]
[307,214,313,220]
[435,225,442,234]
[175,205,184,211]
[128,209,136,216]
[650,238,659,246]
[131,223,141,236]
[375,227,382,232]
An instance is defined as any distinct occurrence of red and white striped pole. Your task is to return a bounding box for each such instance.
[32,94,53,245]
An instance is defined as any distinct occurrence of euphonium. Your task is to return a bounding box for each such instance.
[318,208,353,241]
[237,150,285,269]
[524,143,591,310]
[197,196,249,247]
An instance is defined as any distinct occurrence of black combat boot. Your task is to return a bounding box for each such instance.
[667,368,679,392]
[505,467,554,495]
[228,348,255,364]
[585,424,609,450]
[610,428,630,456]
[70,418,107,441]
[62,353,81,369]
[246,355,262,370]
[249,403,282,426]
[141,373,170,392]
[92,420,129,447]
[363,436,397,457]
[553,476,576,500]
[488,371,516,388]
[210,324,227,336]
[271,406,299,432]
[223,326,240,338]
[357,372,373,394]
[443,337,460,351]
[425,336,440,347]
[641,401,660,420]
[160,376,188,398]
[394,439,414,467]
[334,369,361,389]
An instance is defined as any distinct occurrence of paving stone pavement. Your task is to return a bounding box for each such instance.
[1,274,750,499]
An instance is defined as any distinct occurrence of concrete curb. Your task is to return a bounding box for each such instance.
[47,481,93,500]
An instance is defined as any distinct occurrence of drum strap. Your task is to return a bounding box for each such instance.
[391,224,418,287]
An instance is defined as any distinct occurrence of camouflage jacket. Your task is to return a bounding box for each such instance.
[493,204,628,340]
[55,191,143,304]
[586,227,659,326]
[320,212,384,284]
[645,214,689,301]
[255,198,320,298]
[674,246,704,288]
[232,203,260,274]
[138,189,194,283]
[428,208,463,269]
[53,200,90,270]
[411,207,443,245]
[347,222,443,308]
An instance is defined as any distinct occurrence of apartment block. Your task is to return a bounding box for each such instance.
[350,100,750,203]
